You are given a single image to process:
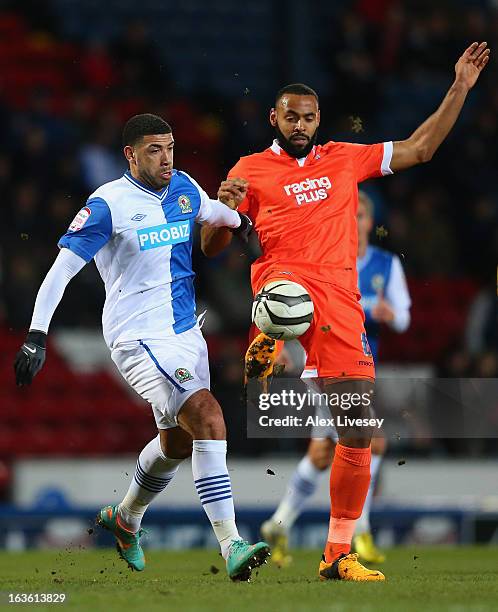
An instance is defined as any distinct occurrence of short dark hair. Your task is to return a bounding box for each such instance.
[275,83,319,107]
[122,113,172,147]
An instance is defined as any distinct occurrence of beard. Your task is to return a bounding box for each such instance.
[274,124,318,158]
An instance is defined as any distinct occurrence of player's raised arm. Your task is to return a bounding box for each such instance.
[200,177,249,257]
[390,42,490,172]
[13,248,86,386]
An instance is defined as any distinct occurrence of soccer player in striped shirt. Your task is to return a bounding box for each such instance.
[14,113,268,581]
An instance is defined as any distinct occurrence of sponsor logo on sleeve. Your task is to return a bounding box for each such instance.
[137,220,191,250]
[68,207,91,232]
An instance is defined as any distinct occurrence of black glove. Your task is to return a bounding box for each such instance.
[231,212,253,243]
[14,330,47,387]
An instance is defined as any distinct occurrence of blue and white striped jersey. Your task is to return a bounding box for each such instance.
[59,170,222,348]
[357,245,411,360]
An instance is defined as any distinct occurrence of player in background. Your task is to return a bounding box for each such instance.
[13,113,270,582]
[260,190,411,567]
[201,43,489,582]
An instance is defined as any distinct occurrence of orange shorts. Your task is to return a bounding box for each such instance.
[253,270,375,380]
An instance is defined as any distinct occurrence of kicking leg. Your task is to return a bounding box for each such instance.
[118,428,191,531]
[97,428,191,571]
[178,388,270,581]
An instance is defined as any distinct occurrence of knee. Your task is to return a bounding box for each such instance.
[161,439,192,460]
[197,412,226,440]
[173,447,192,460]
[159,430,193,460]
[325,379,375,445]
[178,390,226,439]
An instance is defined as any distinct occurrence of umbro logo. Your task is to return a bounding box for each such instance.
[131,213,147,222]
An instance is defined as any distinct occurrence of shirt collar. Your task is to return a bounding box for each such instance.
[124,170,171,201]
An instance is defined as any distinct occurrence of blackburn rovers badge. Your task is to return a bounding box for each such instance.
[371,274,385,293]
[175,367,194,383]
[178,195,192,214]
[361,332,372,357]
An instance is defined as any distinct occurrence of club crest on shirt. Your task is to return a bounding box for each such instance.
[361,332,373,357]
[175,367,194,383]
[371,274,385,292]
[178,195,192,214]
[68,207,91,232]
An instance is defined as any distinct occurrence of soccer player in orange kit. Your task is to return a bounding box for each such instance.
[201,42,489,581]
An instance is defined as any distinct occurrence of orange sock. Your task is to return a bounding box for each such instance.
[324,443,371,563]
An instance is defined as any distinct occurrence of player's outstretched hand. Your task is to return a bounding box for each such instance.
[217,178,248,209]
[14,331,47,386]
[455,42,490,90]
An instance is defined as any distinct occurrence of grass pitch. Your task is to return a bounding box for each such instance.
[0,547,497,611]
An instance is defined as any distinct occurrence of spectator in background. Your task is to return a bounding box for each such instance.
[225,98,271,162]
[404,7,458,75]
[4,0,60,37]
[0,154,13,206]
[465,281,498,356]
[80,39,116,93]
[438,345,472,379]
[0,252,6,326]
[112,20,170,97]
[5,182,41,244]
[474,351,498,378]
[463,195,498,280]
[404,189,456,276]
[321,8,380,126]
[79,114,124,191]
[3,254,39,329]
[10,123,53,189]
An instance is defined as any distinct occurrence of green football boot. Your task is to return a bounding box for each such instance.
[226,539,271,581]
[96,505,146,571]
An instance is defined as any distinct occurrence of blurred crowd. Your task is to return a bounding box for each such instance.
[0,0,496,383]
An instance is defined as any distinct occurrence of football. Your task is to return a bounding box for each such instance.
[252,280,314,340]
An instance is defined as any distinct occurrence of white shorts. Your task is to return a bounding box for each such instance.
[111,325,210,429]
